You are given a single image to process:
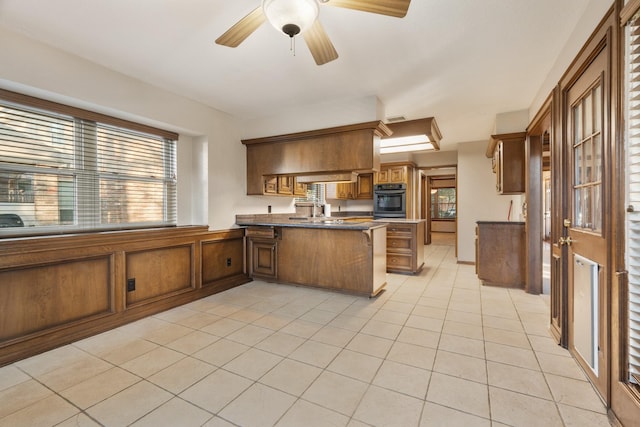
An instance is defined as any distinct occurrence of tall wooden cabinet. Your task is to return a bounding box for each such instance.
[376,162,416,219]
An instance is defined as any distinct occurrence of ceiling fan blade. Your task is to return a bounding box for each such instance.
[215,6,266,47]
[322,0,411,18]
[303,20,339,65]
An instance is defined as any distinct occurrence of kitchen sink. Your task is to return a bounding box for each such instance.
[288,216,344,224]
[307,218,344,224]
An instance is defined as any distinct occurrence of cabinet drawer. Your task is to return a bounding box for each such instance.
[387,237,412,251]
[387,254,412,270]
[245,226,276,239]
[387,224,413,235]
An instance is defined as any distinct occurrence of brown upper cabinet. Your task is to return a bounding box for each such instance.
[242,121,390,195]
[329,173,374,200]
[263,175,307,197]
[377,165,408,184]
[486,132,526,194]
[293,177,307,197]
[376,162,414,185]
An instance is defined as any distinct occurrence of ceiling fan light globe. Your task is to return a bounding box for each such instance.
[262,0,319,35]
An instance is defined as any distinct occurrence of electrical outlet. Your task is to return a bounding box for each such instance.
[226,257,232,267]
[126,278,136,292]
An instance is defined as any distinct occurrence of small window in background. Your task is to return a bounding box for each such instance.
[431,187,456,219]
[294,183,325,205]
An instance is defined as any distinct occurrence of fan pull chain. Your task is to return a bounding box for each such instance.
[290,35,296,57]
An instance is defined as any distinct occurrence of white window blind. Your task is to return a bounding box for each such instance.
[294,183,325,204]
[625,11,640,384]
[0,94,177,236]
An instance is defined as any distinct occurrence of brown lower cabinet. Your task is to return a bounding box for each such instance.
[475,221,525,288]
[246,226,278,280]
[384,220,425,274]
[244,224,387,296]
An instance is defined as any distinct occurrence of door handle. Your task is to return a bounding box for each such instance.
[558,236,575,246]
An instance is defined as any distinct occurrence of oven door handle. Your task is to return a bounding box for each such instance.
[375,191,405,195]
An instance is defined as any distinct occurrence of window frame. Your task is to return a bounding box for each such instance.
[0,89,178,237]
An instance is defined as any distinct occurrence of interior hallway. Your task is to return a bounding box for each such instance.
[0,244,611,427]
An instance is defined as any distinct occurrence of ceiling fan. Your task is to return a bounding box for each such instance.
[215,0,411,65]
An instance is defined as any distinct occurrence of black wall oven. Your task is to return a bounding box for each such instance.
[373,183,406,219]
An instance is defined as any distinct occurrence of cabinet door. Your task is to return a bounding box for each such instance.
[264,176,278,194]
[389,166,406,183]
[278,176,294,195]
[355,173,373,199]
[492,137,525,195]
[293,178,307,196]
[495,143,503,193]
[376,169,389,183]
[500,140,525,194]
[337,183,352,199]
[249,239,277,279]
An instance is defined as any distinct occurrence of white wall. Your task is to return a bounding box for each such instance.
[241,95,384,139]
[457,141,523,263]
[494,110,529,134]
[529,0,613,118]
[411,150,458,167]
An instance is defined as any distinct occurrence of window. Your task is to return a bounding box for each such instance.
[0,90,177,236]
[294,183,325,205]
[625,10,640,385]
[430,176,456,220]
[431,187,456,219]
[572,83,603,232]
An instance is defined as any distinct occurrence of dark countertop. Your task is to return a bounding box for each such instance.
[235,214,385,231]
[374,218,427,224]
[476,221,525,225]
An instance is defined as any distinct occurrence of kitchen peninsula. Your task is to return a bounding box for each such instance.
[236,214,387,297]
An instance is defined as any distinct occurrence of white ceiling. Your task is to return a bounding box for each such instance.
[0,0,593,149]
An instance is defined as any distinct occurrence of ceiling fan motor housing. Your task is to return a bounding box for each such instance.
[263,0,319,36]
[282,23,301,37]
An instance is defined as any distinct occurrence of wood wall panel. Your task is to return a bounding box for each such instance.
[0,226,250,366]
[125,245,194,305]
[0,256,111,341]
[202,236,244,284]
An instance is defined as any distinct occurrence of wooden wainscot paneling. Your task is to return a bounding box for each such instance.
[201,229,245,287]
[0,226,250,367]
[125,244,194,306]
[0,255,112,342]
[242,121,391,195]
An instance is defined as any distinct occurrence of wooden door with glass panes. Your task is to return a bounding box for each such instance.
[562,35,609,402]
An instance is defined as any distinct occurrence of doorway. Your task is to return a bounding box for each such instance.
[427,173,457,247]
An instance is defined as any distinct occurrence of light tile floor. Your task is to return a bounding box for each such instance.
[0,244,613,427]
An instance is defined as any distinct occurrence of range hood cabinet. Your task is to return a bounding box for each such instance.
[295,172,358,184]
[242,121,391,195]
